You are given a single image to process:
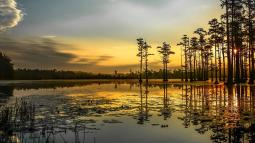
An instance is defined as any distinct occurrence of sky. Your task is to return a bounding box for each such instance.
[0,0,223,73]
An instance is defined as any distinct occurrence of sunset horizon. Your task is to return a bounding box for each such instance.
[1,1,255,143]
[1,0,223,73]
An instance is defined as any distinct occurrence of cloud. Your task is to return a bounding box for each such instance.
[22,0,220,43]
[109,0,171,6]
[0,36,178,73]
[0,37,116,72]
[0,0,23,31]
[41,35,57,39]
[127,0,171,7]
[0,37,75,68]
[72,56,113,65]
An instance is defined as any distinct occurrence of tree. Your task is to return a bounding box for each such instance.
[243,0,255,84]
[219,17,227,81]
[208,18,221,84]
[187,44,193,81]
[143,42,153,83]
[137,38,145,82]
[178,35,190,82]
[205,44,213,81]
[217,20,226,81]
[221,0,233,84]
[157,42,175,81]
[230,0,244,83]
[190,37,199,81]
[0,52,14,80]
[194,28,207,81]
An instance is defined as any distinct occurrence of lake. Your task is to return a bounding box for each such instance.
[0,80,254,143]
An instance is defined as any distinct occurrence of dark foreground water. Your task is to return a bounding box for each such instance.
[0,80,255,143]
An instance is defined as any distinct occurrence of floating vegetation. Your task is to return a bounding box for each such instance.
[102,119,123,124]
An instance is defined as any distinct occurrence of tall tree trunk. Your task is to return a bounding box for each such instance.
[202,54,205,81]
[198,54,201,80]
[215,43,219,84]
[185,46,188,82]
[190,55,193,82]
[219,47,222,81]
[211,56,214,82]
[166,62,168,81]
[140,54,143,83]
[235,51,240,83]
[181,49,184,81]
[226,0,233,84]
[223,45,226,82]
[145,56,148,83]
[163,62,166,81]
[206,55,209,80]
[193,52,196,81]
[231,0,235,83]
[248,0,254,84]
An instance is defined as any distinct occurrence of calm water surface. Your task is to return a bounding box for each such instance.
[0,81,254,143]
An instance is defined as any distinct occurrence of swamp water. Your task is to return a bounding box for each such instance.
[0,80,254,143]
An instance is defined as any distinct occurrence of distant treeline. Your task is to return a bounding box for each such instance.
[13,69,183,80]
[0,52,183,80]
[14,69,113,80]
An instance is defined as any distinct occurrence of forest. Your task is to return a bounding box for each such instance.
[136,0,255,84]
[178,0,255,84]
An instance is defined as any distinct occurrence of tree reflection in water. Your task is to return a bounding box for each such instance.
[160,83,172,120]
[178,84,255,142]
[1,82,255,142]
[137,82,150,124]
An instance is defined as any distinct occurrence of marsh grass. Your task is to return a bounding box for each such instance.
[0,97,35,142]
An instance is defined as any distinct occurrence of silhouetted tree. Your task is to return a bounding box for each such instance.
[178,35,190,82]
[221,0,233,84]
[208,18,221,84]
[194,28,207,81]
[231,0,244,83]
[204,44,213,80]
[187,42,193,81]
[190,37,199,81]
[219,18,227,81]
[0,52,14,80]
[157,42,175,81]
[137,38,145,82]
[243,0,255,83]
[143,42,153,83]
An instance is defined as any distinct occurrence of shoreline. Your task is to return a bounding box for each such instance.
[0,79,253,87]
